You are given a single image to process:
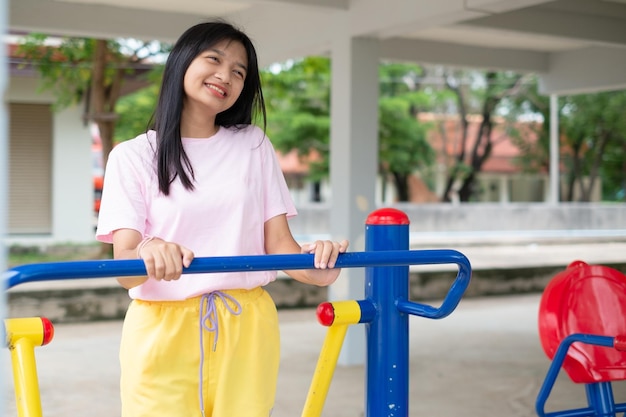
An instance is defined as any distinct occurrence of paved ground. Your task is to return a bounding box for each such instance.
[4,293,625,417]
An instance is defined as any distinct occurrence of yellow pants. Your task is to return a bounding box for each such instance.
[119,287,280,417]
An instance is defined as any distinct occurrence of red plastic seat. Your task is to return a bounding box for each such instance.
[538,260,626,384]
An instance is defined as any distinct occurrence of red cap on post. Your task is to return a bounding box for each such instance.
[41,317,55,346]
[366,208,410,225]
[316,302,335,326]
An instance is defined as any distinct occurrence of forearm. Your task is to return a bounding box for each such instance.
[269,237,342,287]
[264,214,348,287]
[114,246,149,289]
[284,268,338,287]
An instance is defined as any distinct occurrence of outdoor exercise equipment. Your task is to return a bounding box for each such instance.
[536,260,626,417]
[302,207,471,417]
[3,317,55,417]
[3,208,472,417]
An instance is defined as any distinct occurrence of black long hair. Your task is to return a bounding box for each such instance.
[150,20,267,195]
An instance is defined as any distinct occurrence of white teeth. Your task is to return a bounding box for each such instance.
[207,84,225,96]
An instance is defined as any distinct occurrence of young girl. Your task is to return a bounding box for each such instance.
[96,20,348,417]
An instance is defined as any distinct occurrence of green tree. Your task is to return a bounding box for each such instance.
[16,34,166,169]
[379,97,433,201]
[507,79,626,202]
[263,58,436,202]
[114,78,162,143]
[431,69,530,202]
[379,62,434,201]
[505,76,552,175]
[263,57,331,185]
[560,91,626,201]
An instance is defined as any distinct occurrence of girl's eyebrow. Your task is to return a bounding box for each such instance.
[209,47,248,73]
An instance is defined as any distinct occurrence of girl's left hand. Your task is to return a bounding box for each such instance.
[300,239,349,286]
[301,239,350,269]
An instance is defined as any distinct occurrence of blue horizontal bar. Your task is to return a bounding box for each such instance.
[3,249,471,290]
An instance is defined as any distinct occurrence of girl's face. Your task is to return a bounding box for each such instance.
[182,39,248,118]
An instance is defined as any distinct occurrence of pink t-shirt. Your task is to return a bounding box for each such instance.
[95,125,297,301]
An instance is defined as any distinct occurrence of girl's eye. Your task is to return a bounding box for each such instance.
[233,70,245,79]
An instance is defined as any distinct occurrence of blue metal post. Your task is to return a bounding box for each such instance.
[586,382,617,417]
[364,208,410,417]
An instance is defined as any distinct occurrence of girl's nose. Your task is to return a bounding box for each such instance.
[215,70,231,84]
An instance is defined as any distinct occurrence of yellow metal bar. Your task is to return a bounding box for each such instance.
[5,318,50,417]
[11,338,43,417]
[5,318,45,347]
[301,301,362,417]
[301,324,348,417]
[325,300,362,326]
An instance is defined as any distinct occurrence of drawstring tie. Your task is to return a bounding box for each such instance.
[198,291,242,417]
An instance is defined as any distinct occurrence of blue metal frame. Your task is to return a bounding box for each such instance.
[535,333,626,417]
[3,209,472,417]
[358,212,471,417]
[363,217,411,416]
[4,250,470,291]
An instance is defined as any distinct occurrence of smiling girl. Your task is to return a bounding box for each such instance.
[95,20,348,417]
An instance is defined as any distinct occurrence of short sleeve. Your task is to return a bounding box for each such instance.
[95,140,151,243]
[261,137,297,222]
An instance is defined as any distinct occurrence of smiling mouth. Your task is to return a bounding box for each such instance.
[207,83,227,97]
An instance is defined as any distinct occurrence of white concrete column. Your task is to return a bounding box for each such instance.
[1,3,7,261]
[499,176,509,203]
[549,94,559,204]
[52,108,94,243]
[1,0,8,405]
[329,32,380,366]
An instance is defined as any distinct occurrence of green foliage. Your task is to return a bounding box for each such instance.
[262,57,332,181]
[560,91,626,201]
[507,77,626,201]
[114,67,164,142]
[263,58,436,190]
[505,76,552,173]
[378,63,436,200]
[379,62,423,97]
[420,69,531,202]
[379,97,433,174]
[16,34,126,110]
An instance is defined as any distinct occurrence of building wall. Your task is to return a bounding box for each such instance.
[286,202,626,246]
[5,76,94,245]
[8,102,52,234]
